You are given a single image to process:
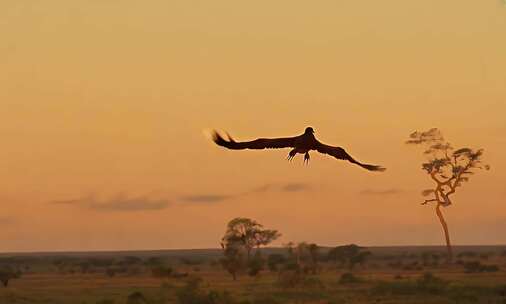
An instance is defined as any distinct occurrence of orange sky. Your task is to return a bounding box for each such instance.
[1,0,505,252]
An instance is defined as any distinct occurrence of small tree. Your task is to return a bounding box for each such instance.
[220,241,244,281]
[328,244,369,270]
[307,243,320,274]
[247,251,264,277]
[220,217,281,279]
[406,128,489,263]
[222,217,281,261]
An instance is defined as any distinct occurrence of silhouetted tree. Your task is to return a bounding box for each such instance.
[222,217,280,261]
[254,229,282,251]
[220,242,243,280]
[407,128,489,263]
[220,217,280,279]
[247,251,264,277]
[328,244,370,270]
[307,243,320,274]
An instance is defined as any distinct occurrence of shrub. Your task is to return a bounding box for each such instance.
[267,254,286,272]
[172,272,189,279]
[151,266,173,278]
[176,277,235,304]
[339,273,361,284]
[301,277,324,289]
[250,295,280,304]
[145,257,165,266]
[0,266,20,287]
[105,267,116,277]
[463,261,499,273]
[247,254,264,277]
[372,273,447,296]
[277,270,302,288]
[416,273,447,294]
[180,257,203,266]
[127,291,149,304]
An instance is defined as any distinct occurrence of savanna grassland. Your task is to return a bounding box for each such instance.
[1,246,506,304]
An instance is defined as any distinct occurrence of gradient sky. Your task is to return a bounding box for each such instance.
[1,0,505,252]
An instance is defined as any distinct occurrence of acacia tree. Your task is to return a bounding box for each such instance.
[327,244,369,269]
[220,217,281,279]
[406,128,489,263]
[220,241,243,280]
[221,217,281,261]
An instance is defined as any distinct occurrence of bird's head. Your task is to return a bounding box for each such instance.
[304,127,315,134]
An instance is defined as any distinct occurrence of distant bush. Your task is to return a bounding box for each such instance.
[301,277,324,289]
[79,261,92,274]
[0,266,21,287]
[179,257,203,266]
[105,267,116,277]
[277,270,303,288]
[176,277,235,304]
[339,273,361,284]
[479,253,491,260]
[145,256,165,266]
[447,284,506,301]
[127,267,142,276]
[416,272,448,294]
[247,254,264,277]
[372,273,447,296]
[457,251,478,258]
[250,295,281,304]
[118,256,143,266]
[267,254,286,272]
[151,266,173,278]
[88,258,115,268]
[463,261,499,273]
[172,272,189,279]
[161,281,175,289]
[127,291,149,304]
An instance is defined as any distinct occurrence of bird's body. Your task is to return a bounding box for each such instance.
[212,127,385,171]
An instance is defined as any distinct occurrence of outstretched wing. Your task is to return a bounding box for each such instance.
[315,141,386,171]
[212,131,297,150]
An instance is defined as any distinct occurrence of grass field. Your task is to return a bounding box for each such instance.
[1,246,506,304]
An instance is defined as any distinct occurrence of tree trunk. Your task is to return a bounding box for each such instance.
[435,203,453,263]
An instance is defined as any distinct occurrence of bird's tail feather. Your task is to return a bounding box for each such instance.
[358,163,386,172]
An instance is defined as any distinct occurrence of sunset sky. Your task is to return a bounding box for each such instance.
[1,0,505,252]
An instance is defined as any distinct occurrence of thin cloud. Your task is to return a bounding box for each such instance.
[360,188,403,196]
[50,199,83,205]
[179,195,231,203]
[281,183,311,192]
[49,194,171,212]
[179,182,311,205]
[247,184,272,194]
[90,197,170,211]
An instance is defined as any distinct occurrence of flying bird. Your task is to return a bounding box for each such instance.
[212,127,386,171]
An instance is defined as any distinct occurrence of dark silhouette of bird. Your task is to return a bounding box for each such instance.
[211,127,386,171]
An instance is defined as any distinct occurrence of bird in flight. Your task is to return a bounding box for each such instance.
[212,127,385,171]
